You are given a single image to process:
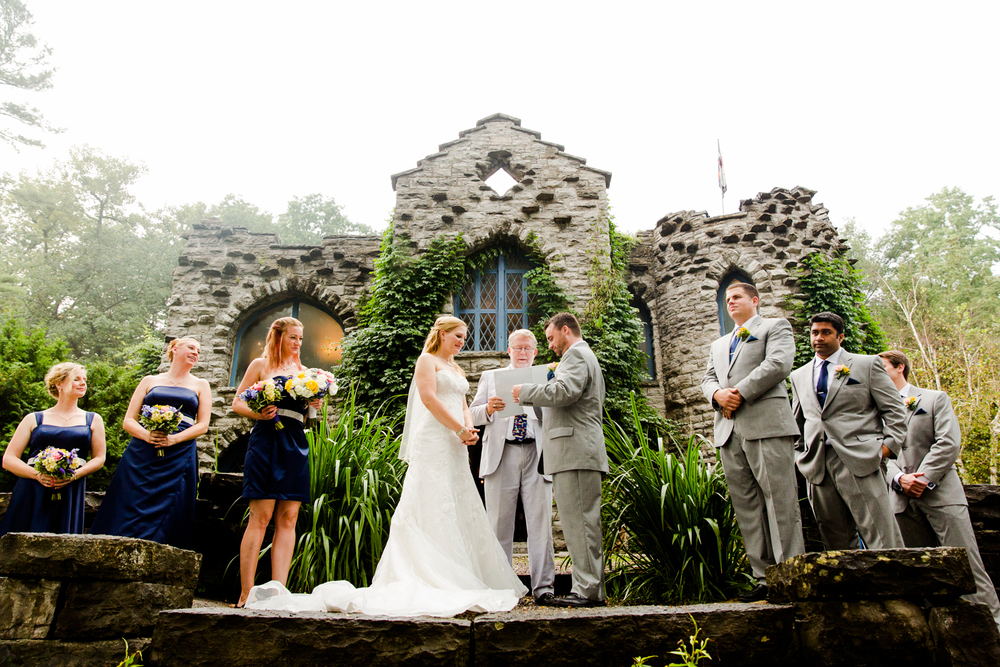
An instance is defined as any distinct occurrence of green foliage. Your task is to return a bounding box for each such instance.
[666,616,714,667]
[339,217,468,413]
[602,396,749,604]
[286,385,406,591]
[0,0,58,149]
[792,252,888,368]
[115,638,143,667]
[0,315,65,440]
[277,193,376,243]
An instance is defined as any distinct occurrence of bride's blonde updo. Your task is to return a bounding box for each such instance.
[423,316,467,355]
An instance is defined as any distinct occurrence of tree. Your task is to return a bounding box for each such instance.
[277,194,375,244]
[0,0,58,149]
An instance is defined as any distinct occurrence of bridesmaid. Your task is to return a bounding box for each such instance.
[0,363,106,538]
[90,337,211,549]
[233,317,321,607]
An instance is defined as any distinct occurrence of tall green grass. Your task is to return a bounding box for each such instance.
[603,394,750,603]
[286,384,407,593]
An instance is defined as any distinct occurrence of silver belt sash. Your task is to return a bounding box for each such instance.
[276,408,305,423]
[179,414,195,428]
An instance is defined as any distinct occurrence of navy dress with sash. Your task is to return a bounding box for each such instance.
[242,376,310,503]
[0,412,94,538]
[90,386,199,549]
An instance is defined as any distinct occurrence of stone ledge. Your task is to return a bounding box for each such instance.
[147,608,471,667]
[0,637,149,667]
[0,534,201,587]
[473,603,797,667]
[767,548,976,603]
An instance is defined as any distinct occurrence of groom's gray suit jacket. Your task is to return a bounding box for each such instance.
[518,341,607,475]
[701,315,799,447]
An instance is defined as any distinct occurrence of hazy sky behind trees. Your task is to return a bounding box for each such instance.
[4,1,997,235]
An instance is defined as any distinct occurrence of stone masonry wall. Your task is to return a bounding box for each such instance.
[391,113,612,313]
[163,222,380,463]
[643,186,848,436]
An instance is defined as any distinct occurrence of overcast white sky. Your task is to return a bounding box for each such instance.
[4,1,998,238]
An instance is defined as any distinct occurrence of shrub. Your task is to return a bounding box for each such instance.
[603,394,750,603]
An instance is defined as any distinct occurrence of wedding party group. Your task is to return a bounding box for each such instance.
[704,282,1000,627]
[2,291,999,625]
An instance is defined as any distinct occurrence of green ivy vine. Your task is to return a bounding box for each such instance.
[791,251,888,367]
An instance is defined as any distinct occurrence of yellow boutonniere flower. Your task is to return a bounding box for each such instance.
[905,396,918,411]
[547,362,559,371]
[834,365,850,378]
[736,327,751,340]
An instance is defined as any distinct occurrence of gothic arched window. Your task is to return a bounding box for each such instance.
[455,252,538,351]
[230,299,344,385]
[717,271,754,336]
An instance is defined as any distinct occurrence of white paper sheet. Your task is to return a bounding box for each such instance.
[493,365,551,418]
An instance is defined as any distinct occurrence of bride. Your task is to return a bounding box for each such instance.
[246,316,528,615]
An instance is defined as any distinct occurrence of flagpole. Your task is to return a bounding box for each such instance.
[717,139,727,215]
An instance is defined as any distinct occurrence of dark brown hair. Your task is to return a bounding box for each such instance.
[878,350,911,381]
[545,312,581,336]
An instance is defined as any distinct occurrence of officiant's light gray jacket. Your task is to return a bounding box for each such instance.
[518,341,607,475]
[790,351,907,484]
[469,366,547,479]
[700,316,800,447]
[885,386,966,510]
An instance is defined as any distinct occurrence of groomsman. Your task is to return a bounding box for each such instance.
[879,350,1000,627]
[701,282,804,602]
[513,312,607,608]
[790,312,906,550]
[469,329,556,606]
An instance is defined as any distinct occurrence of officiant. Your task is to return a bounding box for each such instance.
[469,329,557,606]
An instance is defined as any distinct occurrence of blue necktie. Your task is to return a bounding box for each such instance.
[512,414,527,441]
[728,334,740,362]
[817,360,829,406]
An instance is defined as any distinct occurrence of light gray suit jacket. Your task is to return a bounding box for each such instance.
[790,351,907,484]
[885,386,966,510]
[518,341,607,475]
[470,366,547,479]
[700,315,799,447]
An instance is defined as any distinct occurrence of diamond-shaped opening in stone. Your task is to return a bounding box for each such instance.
[484,168,519,195]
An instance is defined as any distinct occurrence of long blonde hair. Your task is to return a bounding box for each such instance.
[423,316,467,355]
[262,317,303,367]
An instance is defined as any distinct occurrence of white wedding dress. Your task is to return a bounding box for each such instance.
[246,369,527,616]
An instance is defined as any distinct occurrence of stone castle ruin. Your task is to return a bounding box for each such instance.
[164,113,847,467]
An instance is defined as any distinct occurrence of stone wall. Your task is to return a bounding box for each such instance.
[641,187,847,434]
[163,224,380,463]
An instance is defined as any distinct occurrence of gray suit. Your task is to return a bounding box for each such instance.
[790,351,906,550]
[470,366,555,599]
[519,340,607,601]
[886,386,1000,625]
[701,315,804,582]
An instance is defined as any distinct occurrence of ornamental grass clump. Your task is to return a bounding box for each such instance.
[286,383,406,592]
[603,395,750,603]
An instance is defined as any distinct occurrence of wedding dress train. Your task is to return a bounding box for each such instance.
[246,369,527,616]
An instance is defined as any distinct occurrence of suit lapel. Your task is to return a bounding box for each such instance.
[904,389,922,425]
[727,316,761,372]
[794,365,823,412]
[822,351,852,412]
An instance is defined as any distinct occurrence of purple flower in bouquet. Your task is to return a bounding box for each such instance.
[26,446,84,500]
[239,378,285,430]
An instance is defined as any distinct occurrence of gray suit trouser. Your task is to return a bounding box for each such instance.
[552,469,605,601]
[896,500,1000,627]
[484,441,555,598]
[807,445,904,550]
[719,429,804,582]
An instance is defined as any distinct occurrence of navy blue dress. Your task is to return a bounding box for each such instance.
[242,376,310,503]
[0,412,94,538]
[90,386,199,549]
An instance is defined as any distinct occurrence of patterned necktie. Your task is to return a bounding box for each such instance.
[512,414,527,441]
[817,360,829,406]
[728,333,740,362]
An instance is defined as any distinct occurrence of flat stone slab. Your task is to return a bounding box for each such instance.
[54,581,195,640]
[147,608,471,667]
[0,637,150,667]
[767,547,975,602]
[929,602,1000,667]
[473,603,798,667]
[0,533,201,587]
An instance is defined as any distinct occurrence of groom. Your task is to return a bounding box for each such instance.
[513,312,607,608]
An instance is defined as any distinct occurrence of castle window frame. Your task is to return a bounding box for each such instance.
[717,271,755,336]
[630,297,657,380]
[455,251,538,352]
[229,299,344,386]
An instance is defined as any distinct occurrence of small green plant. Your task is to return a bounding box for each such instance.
[667,616,713,666]
[115,638,143,667]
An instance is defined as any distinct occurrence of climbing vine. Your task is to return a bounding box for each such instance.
[791,252,888,367]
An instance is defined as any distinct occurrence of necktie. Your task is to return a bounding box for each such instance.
[512,414,527,441]
[728,334,740,362]
[817,360,829,406]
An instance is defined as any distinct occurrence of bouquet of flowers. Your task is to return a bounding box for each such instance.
[139,404,184,457]
[27,446,85,500]
[239,378,285,430]
[284,368,339,404]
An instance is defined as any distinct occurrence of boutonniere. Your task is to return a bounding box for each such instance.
[905,396,918,411]
[736,327,751,340]
[834,365,850,379]
[547,362,559,371]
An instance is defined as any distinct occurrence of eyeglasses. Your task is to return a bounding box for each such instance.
[510,346,536,353]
